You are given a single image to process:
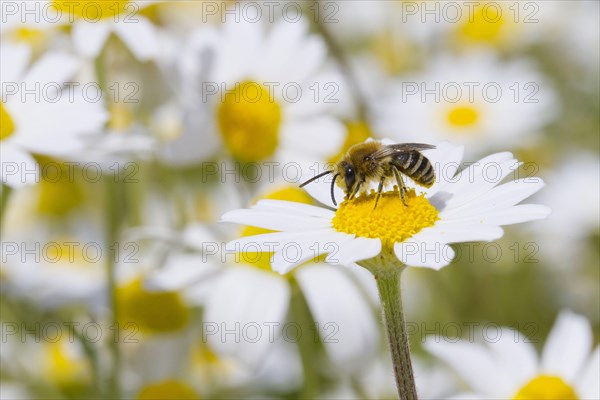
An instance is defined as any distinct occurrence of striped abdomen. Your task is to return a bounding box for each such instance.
[394,151,435,187]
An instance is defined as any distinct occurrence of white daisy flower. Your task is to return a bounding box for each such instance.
[374,51,559,157]
[0,44,108,188]
[179,18,346,164]
[221,141,550,272]
[424,310,600,399]
[50,0,159,60]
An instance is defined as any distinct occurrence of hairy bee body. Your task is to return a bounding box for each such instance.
[300,141,436,208]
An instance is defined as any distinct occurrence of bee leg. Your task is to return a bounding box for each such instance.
[392,166,408,207]
[374,176,386,210]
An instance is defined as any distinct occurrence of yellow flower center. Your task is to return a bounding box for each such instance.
[53,0,130,19]
[108,103,135,132]
[117,278,189,334]
[446,105,480,129]
[513,375,578,400]
[459,2,506,43]
[329,121,373,164]
[136,380,199,400]
[44,341,90,389]
[35,156,84,217]
[1,102,16,141]
[217,80,282,163]
[332,189,439,250]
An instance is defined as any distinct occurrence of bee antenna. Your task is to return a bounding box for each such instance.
[330,174,340,206]
[299,170,332,188]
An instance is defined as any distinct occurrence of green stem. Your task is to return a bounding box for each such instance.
[105,177,121,399]
[1,184,12,231]
[373,266,418,400]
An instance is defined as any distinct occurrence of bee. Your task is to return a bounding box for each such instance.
[300,142,436,209]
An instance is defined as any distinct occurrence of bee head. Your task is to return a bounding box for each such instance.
[340,161,356,195]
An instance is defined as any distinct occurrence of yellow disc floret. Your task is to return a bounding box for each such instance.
[332,189,439,250]
[217,81,282,163]
[447,105,480,129]
[513,375,578,400]
[1,102,16,141]
[118,278,189,334]
[53,0,130,19]
[459,2,506,43]
[136,380,200,400]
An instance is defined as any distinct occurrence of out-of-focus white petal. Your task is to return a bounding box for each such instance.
[203,267,290,367]
[425,340,515,398]
[487,329,538,388]
[541,310,593,382]
[577,346,600,399]
[113,17,159,61]
[0,143,39,188]
[295,264,378,373]
[72,20,111,58]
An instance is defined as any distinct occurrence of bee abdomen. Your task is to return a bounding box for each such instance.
[401,152,435,187]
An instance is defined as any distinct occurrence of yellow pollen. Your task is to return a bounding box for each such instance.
[1,102,16,141]
[53,0,130,20]
[117,278,189,334]
[136,380,200,400]
[459,2,506,43]
[217,80,282,163]
[332,189,439,250]
[329,121,373,164]
[513,375,578,400]
[447,105,480,129]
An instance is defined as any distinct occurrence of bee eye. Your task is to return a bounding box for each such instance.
[344,166,356,190]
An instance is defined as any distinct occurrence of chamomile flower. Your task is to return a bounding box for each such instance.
[179,18,346,164]
[424,310,600,399]
[221,141,550,271]
[375,51,558,157]
[0,44,108,188]
[50,0,159,60]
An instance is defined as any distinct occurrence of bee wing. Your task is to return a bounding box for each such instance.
[371,143,436,160]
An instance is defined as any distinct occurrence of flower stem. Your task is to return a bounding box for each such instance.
[374,267,418,400]
[105,177,122,399]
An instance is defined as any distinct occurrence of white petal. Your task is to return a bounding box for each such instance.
[203,267,290,367]
[221,209,331,232]
[443,179,546,219]
[441,204,551,226]
[295,264,378,372]
[225,228,337,253]
[280,117,346,159]
[254,199,335,219]
[21,52,79,88]
[0,44,30,85]
[420,224,504,243]
[271,232,353,274]
[0,144,39,188]
[541,310,593,382]
[487,329,538,388]
[395,240,455,270]
[113,17,159,61]
[425,340,515,398]
[72,20,111,58]
[577,346,600,399]
[326,237,381,265]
